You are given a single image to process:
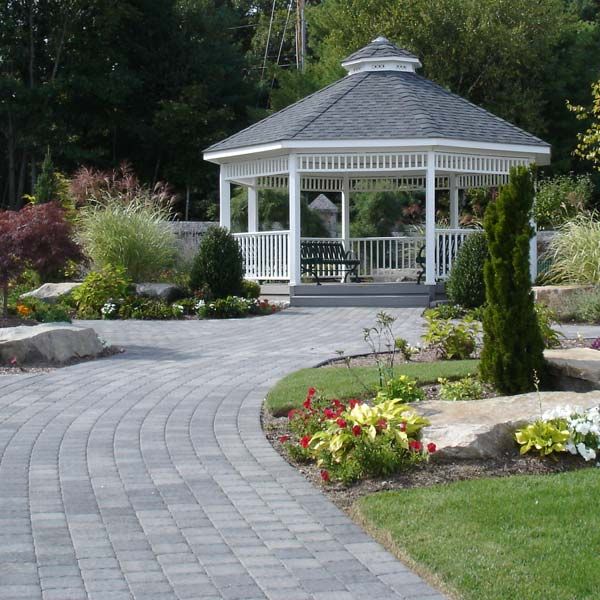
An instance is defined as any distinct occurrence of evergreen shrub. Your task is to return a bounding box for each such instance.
[446,232,488,308]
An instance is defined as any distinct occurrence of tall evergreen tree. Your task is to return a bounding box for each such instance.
[480,167,545,395]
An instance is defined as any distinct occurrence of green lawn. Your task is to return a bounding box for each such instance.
[266,360,479,416]
[357,469,599,600]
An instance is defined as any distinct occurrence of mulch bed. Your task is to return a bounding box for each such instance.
[262,406,591,512]
[0,317,37,328]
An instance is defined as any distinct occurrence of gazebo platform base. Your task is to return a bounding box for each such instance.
[288,282,442,308]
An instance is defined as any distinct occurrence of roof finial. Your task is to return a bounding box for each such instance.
[372,36,389,43]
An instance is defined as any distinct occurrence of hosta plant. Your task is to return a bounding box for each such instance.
[515,405,600,462]
[423,311,481,359]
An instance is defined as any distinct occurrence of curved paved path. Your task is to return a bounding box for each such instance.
[0,308,447,600]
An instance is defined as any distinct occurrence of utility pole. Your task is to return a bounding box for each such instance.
[295,0,306,71]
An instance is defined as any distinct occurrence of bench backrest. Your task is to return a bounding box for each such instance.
[301,240,346,261]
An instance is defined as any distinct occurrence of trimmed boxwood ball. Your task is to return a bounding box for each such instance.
[446,232,488,308]
[190,227,244,299]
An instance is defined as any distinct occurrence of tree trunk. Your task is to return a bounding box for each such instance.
[7,111,16,209]
[16,153,27,209]
[2,281,8,319]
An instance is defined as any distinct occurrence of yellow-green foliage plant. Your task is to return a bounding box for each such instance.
[515,419,570,456]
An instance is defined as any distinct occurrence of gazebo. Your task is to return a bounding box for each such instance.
[204,36,550,305]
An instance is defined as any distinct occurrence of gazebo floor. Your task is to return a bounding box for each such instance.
[260,281,444,308]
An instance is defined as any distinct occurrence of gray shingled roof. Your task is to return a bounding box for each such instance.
[309,194,338,212]
[206,41,549,154]
[342,36,418,63]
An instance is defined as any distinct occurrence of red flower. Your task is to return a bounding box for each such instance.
[348,399,361,409]
[336,418,347,429]
[278,435,290,444]
[409,440,422,452]
[427,442,437,454]
[399,422,407,432]
[352,424,362,437]
[300,435,311,448]
[323,408,335,419]
[9,357,18,366]
[307,387,316,398]
[288,409,301,420]
[376,418,387,430]
[320,470,330,482]
[302,397,312,410]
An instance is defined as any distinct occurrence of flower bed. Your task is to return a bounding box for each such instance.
[277,387,436,484]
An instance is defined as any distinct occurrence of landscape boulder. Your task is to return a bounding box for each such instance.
[0,324,105,364]
[419,390,600,459]
[21,282,81,303]
[134,283,186,303]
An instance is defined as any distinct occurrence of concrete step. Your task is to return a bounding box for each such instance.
[290,282,433,297]
[289,294,431,308]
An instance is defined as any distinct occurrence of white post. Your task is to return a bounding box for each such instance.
[449,174,459,229]
[530,217,538,283]
[248,180,258,233]
[341,176,351,282]
[288,154,301,286]
[219,167,231,229]
[425,150,436,285]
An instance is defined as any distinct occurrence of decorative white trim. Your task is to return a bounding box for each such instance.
[435,152,530,174]
[342,57,421,75]
[456,173,509,188]
[204,138,550,163]
[297,152,428,172]
[222,155,288,180]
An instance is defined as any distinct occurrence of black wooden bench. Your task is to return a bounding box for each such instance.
[301,240,360,285]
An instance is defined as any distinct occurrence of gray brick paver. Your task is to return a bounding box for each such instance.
[0,308,445,599]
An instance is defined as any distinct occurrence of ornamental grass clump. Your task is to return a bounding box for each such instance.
[544,214,600,284]
[282,387,435,484]
[77,196,177,282]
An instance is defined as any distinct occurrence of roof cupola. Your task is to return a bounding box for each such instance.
[341,36,422,75]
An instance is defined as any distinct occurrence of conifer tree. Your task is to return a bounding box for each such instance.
[480,166,545,394]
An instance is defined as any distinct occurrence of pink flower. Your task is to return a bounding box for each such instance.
[348,399,361,409]
[399,422,407,432]
[300,436,311,449]
[376,418,387,430]
[409,440,422,452]
[320,470,330,482]
[9,357,18,366]
[323,408,335,419]
[427,442,437,454]
[278,435,290,444]
[352,425,362,437]
[336,418,347,429]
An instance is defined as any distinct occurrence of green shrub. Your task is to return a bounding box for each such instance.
[197,296,252,319]
[534,303,563,348]
[480,167,545,395]
[189,227,244,299]
[72,266,132,317]
[534,174,593,230]
[423,311,481,359]
[19,297,72,323]
[116,297,183,320]
[375,375,425,403]
[241,279,261,299]
[394,337,417,361]
[423,304,465,320]
[438,375,484,401]
[446,232,488,308]
[77,196,177,281]
[545,214,600,284]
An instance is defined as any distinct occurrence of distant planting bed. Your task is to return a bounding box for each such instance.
[266,360,479,416]
[356,469,599,600]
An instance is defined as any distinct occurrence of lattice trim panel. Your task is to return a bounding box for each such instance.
[223,156,288,180]
[297,152,428,172]
[435,153,531,174]
[456,173,509,188]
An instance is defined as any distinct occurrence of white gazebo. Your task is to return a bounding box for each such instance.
[204,36,550,304]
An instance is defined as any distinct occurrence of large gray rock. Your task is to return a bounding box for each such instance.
[135,283,186,303]
[0,324,105,364]
[533,284,596,312]
[21,282,81,303]
[545,347,600,391]
[419,390,600,459]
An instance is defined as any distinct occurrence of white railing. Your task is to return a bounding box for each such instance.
[350,237,423,278]
[234,231,289,281]
[435,229,479,279]
[234,229,479,282]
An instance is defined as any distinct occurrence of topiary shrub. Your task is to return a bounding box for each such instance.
[189,227,244,299]
[446,232,488,308]
[480,167,545,395]
[241,279,261,299]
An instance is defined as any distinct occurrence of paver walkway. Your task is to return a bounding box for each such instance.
[0,307,447,600]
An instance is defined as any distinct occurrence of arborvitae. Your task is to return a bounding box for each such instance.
[480,166,545,394]
[34,149,58,204]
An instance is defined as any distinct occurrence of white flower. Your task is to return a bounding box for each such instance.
[194,299,205,310]
[576,443,596,462]
[173,304,184,314]
[566,442,578,455]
